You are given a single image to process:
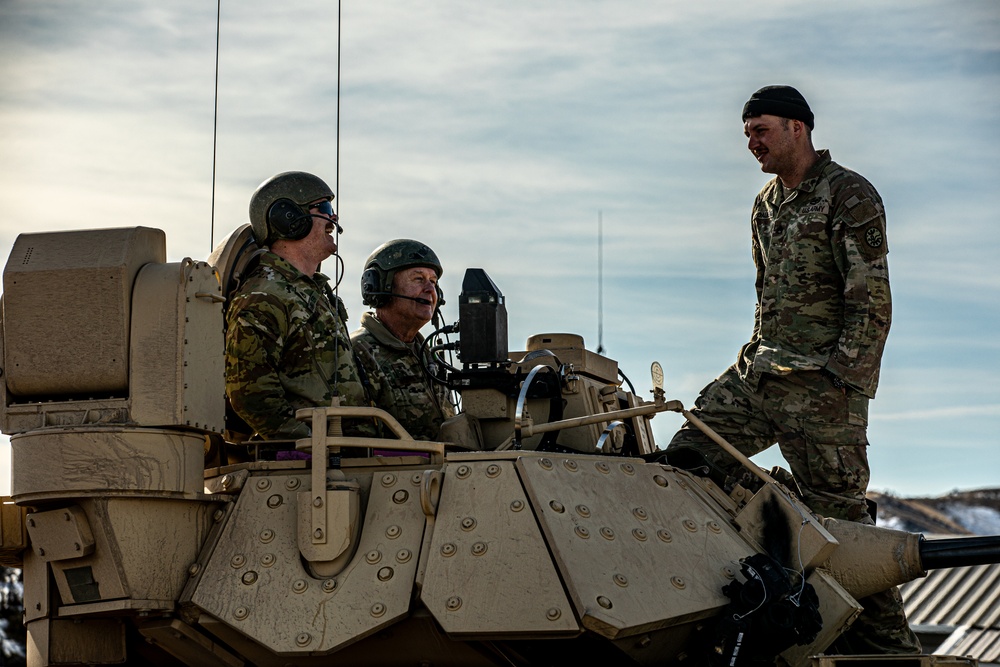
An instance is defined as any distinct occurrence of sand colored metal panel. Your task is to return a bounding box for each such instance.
[45,498,127,606]
[22,548,49,623]
[2,227,165,397]
[190,469,427,655]
[421,460,579,636]
[10,428,207,500]
[130,259,225,431]
[39,498,216,608]
[520,333,619,383]
[102,497,219,601]
[25,617,126,666]
[25,506,95,562]
[0,394,133,435]
[735,482,839,571]
[517,456,757,639]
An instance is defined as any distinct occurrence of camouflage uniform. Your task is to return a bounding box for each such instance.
[225,252,369,440]
[668,150,919,653]
[351,312,455,441]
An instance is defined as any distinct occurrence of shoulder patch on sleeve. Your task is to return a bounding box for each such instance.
[851,220,888,261]
[845,197,880,226]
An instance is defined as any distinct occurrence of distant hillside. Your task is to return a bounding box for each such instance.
[871,487,1000,536]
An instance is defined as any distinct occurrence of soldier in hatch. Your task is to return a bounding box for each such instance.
[351,239,455,441]
[667,86,919,654]
[225,171,370,440]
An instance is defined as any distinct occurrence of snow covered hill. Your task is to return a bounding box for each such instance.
[871,487,1000,536]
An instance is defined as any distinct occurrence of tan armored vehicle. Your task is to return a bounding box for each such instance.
[1,226,997,666]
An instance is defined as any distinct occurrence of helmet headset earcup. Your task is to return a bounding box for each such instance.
[361,267,388,307]
[267,198,312,241]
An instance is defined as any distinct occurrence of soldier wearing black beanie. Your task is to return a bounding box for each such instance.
[669,87,921,656]
[742,85,815,130]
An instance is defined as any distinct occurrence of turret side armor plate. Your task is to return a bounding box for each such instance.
[421,460,580,637]
[190,470,427,655]
[517,457,757,639]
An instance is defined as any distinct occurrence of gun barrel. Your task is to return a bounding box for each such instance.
[919,535,1000,570]
[819,521,1000,600]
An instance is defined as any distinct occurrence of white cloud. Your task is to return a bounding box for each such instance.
[0,0,997,498]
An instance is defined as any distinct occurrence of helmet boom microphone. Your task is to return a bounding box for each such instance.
[366,291,434,306]
[311,213,343,234]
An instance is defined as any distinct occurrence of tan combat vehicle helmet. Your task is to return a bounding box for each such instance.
[248,170,335,245]
[361,238,443,307]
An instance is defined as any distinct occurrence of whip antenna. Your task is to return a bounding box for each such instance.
[331,0,343,397]
[597,209,605,354]
[335,0,341,217]
[210,0,222,250]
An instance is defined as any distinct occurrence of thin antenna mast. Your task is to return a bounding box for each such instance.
[597,209,604,354]
[335,0,341,218]
[210,0,222,250]
[330,0,343,400]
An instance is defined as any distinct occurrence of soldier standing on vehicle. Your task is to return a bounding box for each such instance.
[667,86,919,654]
[351,239,455,441]
[225,171,370,440]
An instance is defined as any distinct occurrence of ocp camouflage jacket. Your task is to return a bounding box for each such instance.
[225,252,368,439]
[740,150,891,398]
[351,313,455,441]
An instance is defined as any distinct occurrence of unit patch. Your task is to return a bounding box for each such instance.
[864,227,884,249]
[852,222,888,261]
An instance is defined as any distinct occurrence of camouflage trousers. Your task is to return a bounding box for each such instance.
[668,366,920,655]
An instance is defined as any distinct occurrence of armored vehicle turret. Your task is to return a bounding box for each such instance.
[1,226,998,666]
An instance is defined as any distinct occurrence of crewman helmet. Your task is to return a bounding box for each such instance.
[248,171,335,245]
[361,239,443,308]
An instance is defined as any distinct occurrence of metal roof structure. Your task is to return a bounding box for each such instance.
[901,562,1000,665]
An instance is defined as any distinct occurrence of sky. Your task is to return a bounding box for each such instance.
[0,0,997,497]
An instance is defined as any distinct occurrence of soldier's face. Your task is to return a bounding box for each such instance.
[387,266,438,326]
[303,201,340,259]
[744,115,795,176]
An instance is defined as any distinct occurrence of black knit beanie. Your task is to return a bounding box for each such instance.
[742,85,814,129]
